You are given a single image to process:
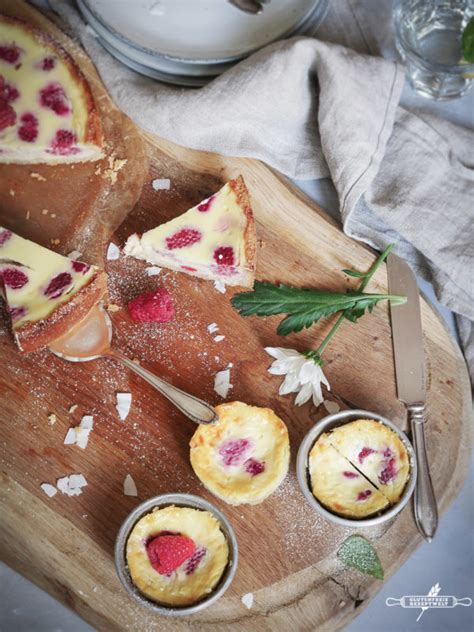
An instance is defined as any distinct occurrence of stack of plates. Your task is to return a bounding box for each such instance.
[77,0,329,87]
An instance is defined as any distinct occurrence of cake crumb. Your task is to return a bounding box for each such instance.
[152,178,171,191]
[30,172,46,181]
[124,474,138,497]
[67,250,82,260]
[50,238,60,245]
[40,483,57,498]
[51,213,57,219]
[241,593,253,609]
[25,211,30,220]
[42,209,49,215]
[68,404,78,413]
[47,413,56,426]
[9,189,15,196]
[106,303,121,313]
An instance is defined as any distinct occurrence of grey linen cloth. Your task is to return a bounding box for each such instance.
[44,0,474,381]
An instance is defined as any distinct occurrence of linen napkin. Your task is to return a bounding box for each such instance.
[42,0,474,381]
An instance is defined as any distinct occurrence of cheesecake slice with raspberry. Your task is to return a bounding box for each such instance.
[0,14,103,163]
[124,176,256,288]
[0,227,107,352]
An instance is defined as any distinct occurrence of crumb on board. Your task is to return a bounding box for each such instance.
[106,303,121,313]
[68,404,78,413]
[47,413,56,426]
[9,189,15,196]
[30,172,46,181]
[42,209,49,215]
[103,156,128,185]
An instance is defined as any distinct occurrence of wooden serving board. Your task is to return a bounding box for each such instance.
[0,3,472,631]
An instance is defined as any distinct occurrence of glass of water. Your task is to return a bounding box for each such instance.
[394,0,474,100]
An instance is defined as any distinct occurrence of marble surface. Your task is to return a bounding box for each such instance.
[0,1,472,631]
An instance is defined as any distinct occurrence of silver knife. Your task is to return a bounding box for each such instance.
[387,253,438,541]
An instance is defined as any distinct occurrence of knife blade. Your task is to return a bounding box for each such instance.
[387,253,438,541]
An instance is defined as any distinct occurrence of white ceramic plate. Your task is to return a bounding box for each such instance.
[81,0,325,63]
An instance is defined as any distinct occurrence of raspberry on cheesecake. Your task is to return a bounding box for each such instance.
[0,226,107,352]
[124,176,256,288]
[0,14,102,163]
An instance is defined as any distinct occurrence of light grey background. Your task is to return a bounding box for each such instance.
[0,0,473,631]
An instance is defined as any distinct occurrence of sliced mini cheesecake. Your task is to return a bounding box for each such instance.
[0,227,107,352]
[125,176,256,288]
[0,14,103,163]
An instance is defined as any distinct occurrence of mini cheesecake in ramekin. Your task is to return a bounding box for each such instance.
[296,410,417,528]
[115,493,238,616]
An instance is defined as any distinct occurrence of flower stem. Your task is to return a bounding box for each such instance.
[314,243,395,359]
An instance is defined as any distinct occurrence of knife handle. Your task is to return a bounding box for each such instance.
[408,404,438,542]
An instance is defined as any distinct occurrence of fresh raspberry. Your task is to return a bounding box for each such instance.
[128,287,175,323]
[379,456,397,484]
[8,306,26,321]
[39,82,70,116]
[358,447,376,464]
[219,438,251,466]
[146,534,196,575]
[213,246,235,266]
[41,57,56,71]
[49,129,80,155]
[357,489,372,501]
[343,471,359,479]
[0,102,16,131]
[165,228,202,250]
[244,458,265,476]
[184,545,206,575]
[0,45,22,65]
[2,267,28,289]
[0,229,12,246]
[18,113,39,143]
[71,260,90,274]
[197,195,215,212]
[44,272,73,299]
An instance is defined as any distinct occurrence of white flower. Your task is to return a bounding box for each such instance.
[265,347,330,407]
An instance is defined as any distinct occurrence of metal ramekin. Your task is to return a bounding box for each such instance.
[114,493,238,616]
[296,409,417,528]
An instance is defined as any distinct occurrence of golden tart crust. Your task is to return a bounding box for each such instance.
[309,432,389,518]
[328,419,410,504]
[126,506,229,607]
[190,401,290,505]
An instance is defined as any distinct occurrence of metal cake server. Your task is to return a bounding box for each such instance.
[49,305,218,425]
[387,254,438,541]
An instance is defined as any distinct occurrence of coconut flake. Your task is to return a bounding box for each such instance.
[106,242,120,260]
[145,266,162,276]
[67,250,82,260]
[207,322,219,334]
[68,404,78,413]
[152,178,171,190]
[214,280,226,294]
[124,474,138,497]
[323,400,341,415]
[213,335,225,343]
[64,415,94,449]
[63,428,77,445]
[41,483,57,498]
[80,415,94,430]
[214,369,232,398]
[116,392,132,421]
[241,593,254,609]
[56,473,87,496]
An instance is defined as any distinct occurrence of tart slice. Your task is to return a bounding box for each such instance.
[309,432,389,518]
[0,227,107,352]
[328,419,410,504]
[124,176,256,287]
[0,14,103,163]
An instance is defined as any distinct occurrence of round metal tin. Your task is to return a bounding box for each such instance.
[114,493,238,616]
[296,409,417,528]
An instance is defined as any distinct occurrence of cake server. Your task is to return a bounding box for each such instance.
[387,253,438,541]
[49,305,218,425]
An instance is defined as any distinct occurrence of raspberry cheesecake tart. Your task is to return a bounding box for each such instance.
[309,432,389,518]
[126,505,229,607]
[327,419,410,504]
[124,176,256,287]
[0,227,107,352]
[190,401,290,505]
[0,14,103,163]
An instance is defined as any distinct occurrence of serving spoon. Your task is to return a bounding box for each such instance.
[49,304,218,425]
